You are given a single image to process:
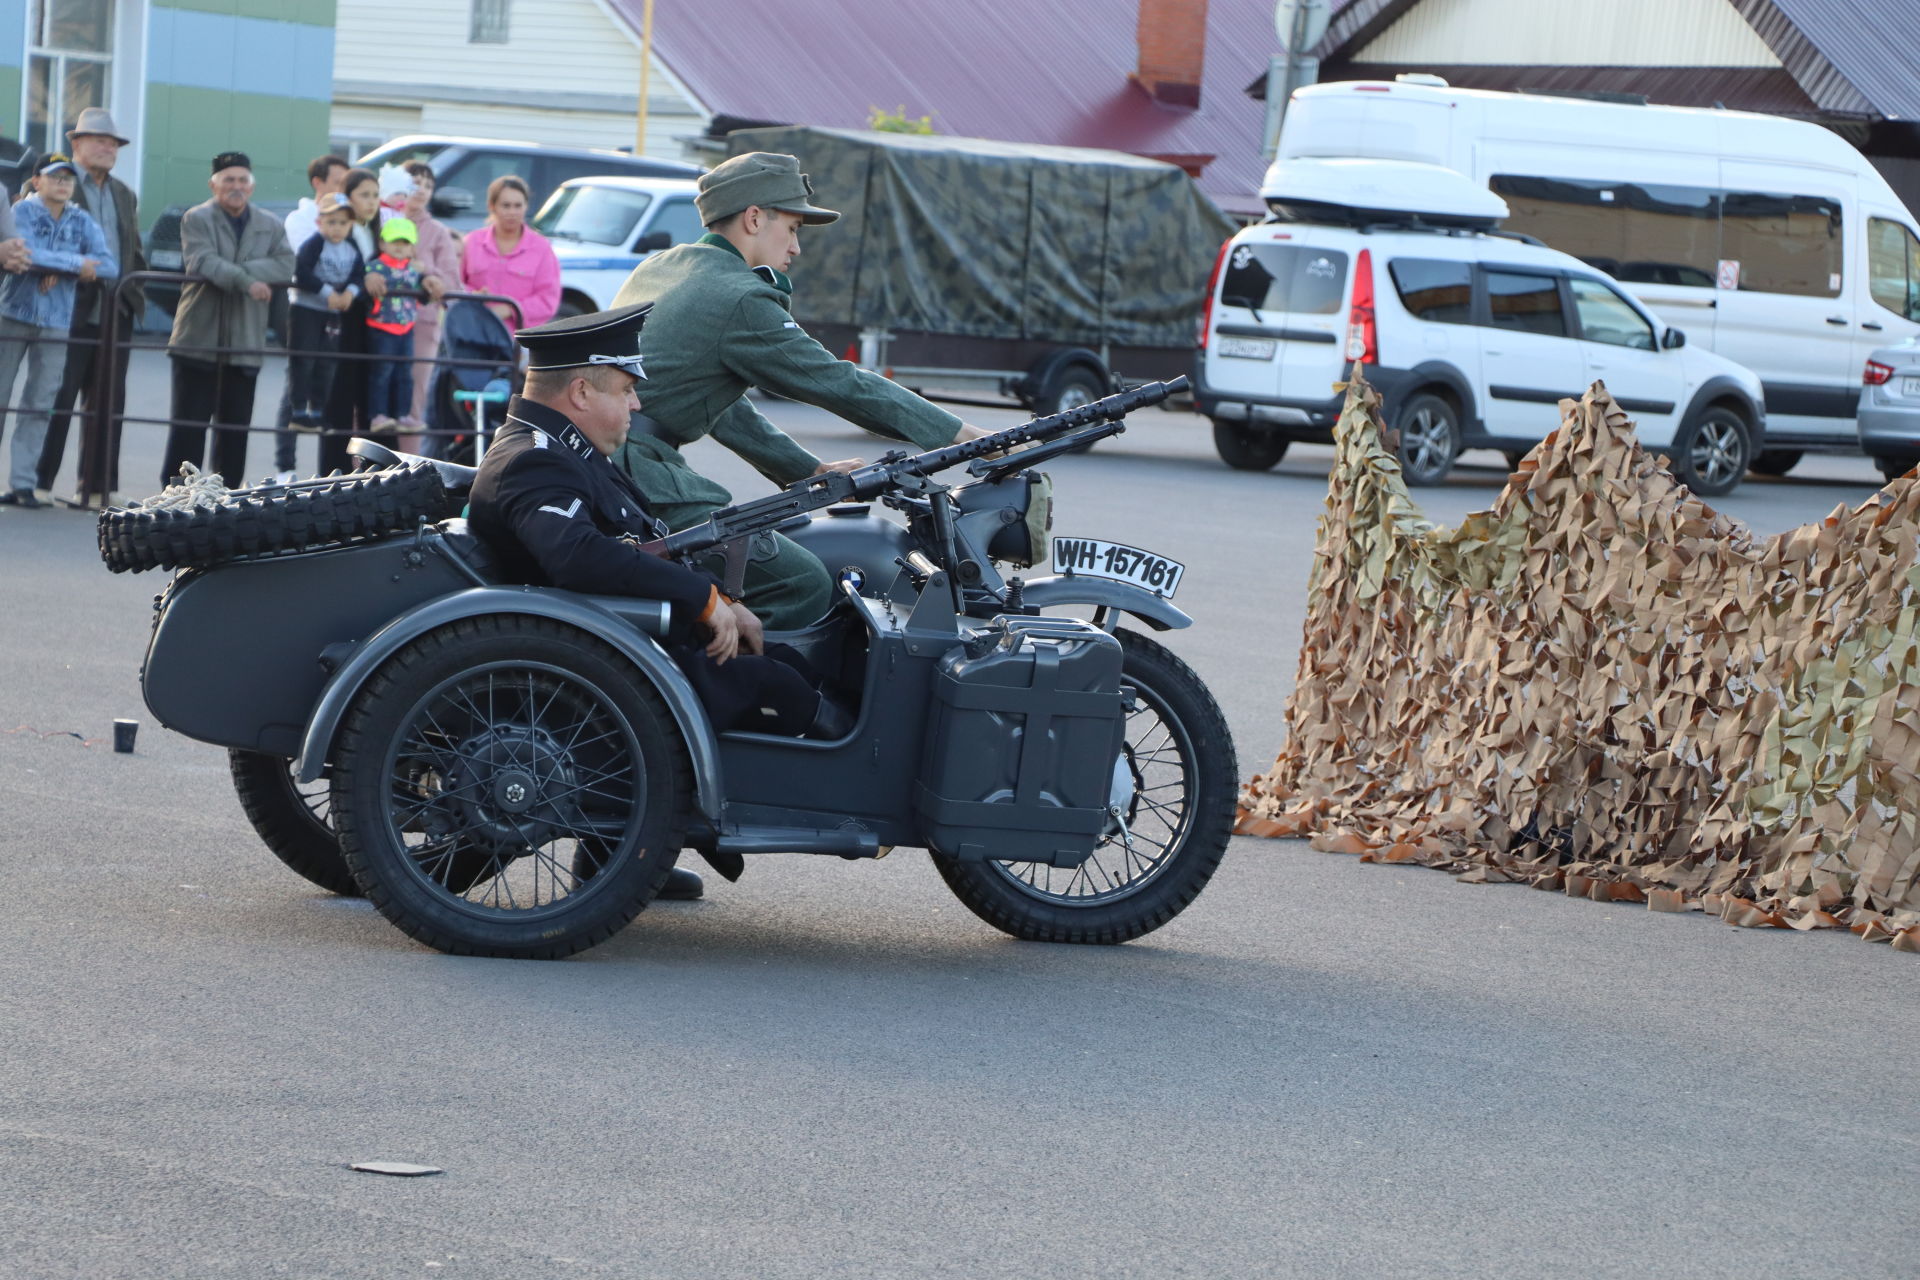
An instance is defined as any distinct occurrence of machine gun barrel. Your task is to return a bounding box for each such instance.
[648,376,1188,575]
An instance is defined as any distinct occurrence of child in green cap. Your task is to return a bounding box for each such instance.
[365,215,422,433]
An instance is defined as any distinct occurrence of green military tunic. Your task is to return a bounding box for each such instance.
[610,233,963,628]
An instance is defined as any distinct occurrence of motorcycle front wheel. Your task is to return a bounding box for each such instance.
[229,748,358,896]
[931,630,1237,943]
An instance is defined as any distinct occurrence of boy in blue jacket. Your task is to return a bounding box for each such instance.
[0,155,116,507]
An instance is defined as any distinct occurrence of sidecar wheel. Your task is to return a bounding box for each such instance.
[228,749,358,896]
[330,615,692,959]
[932,630,1236,944]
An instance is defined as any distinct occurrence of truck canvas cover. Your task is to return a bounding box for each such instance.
[727,126,1235,350]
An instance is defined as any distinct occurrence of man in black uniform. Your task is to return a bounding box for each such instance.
[470,302,846,898]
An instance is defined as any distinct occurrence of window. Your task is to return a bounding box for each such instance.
[643,198,705,248]
[1216,243,1348,316]
[534,184,652,246]
[470,0,510,43]
[1389,258,1472,324]
[1867,218,1920,321]
[1492,176,1719,289]
[1569,278,1656,350]
[26,0,113,156]
[438,152,535,205]
[1719,191,1843,297]
[1484,271,1566,337]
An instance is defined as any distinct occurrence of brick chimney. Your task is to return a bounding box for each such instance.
[1134,0,1207,109]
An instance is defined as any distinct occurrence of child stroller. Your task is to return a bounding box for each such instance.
[428,299,520,464]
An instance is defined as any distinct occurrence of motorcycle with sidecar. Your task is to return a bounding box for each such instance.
[108,379,1236,958]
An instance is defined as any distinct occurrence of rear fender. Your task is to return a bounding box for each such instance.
[1017,576,1191,631]
[294,587,724,821]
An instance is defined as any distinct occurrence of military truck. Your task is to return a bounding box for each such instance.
[725,126,1234,414]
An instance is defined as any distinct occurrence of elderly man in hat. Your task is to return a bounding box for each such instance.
[0,154,115,508]
[469,302,850,898]
[609,151,990,631]
[36,106,146,506]
[162,151,296,488]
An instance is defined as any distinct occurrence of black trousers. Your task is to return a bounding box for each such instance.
[35,317,132,494]
[676,641,822,735]
[317,311,397,475]
[163,358,257,488]
[286,307,341,419]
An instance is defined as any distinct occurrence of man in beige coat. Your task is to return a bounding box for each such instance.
[163,151,296,487]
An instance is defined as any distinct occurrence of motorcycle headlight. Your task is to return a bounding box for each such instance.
[986,472,1053,567]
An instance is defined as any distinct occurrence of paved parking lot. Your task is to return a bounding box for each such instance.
[3,350,1913,1278]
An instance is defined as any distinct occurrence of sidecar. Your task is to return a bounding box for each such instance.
[135,456,1235,959]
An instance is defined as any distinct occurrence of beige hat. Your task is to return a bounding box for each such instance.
[68,107,131,145]
[695,152,840,227]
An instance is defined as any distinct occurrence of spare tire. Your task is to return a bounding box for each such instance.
[98,466,456,574]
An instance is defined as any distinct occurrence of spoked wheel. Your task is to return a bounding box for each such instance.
[932,631,1237,943]
[331,616,691,958]
[229,748,358,896]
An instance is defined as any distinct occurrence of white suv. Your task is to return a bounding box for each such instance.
[531,176,706,318]
[1193,162,1767,496]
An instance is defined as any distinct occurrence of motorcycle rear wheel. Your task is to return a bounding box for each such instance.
[229,749,358,896]
[932,630,1236,943]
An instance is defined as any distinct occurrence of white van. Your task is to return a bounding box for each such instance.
[531,175,705,317]
[1193,159,1766,495]
[1276,79,1920,473]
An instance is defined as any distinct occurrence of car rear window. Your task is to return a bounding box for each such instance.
[1218,243,1348,315]
[1389,258,1472,324]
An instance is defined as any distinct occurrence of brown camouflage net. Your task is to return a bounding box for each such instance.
[1237,373,1920,952]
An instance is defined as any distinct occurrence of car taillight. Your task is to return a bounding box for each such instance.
[1345,247,1377,365]
[1197,239,1232,349]
[1864,359,1895,386]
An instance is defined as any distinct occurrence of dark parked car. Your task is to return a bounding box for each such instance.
[353,135,703,233]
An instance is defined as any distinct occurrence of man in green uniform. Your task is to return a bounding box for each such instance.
[610,151,987,630]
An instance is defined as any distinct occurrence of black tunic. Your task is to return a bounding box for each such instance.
[470,397,818,734]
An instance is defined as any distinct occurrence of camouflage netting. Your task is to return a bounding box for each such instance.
[1237,372,1920,952]
[726,126,1235,348]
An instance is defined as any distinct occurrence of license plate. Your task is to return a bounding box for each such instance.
[1051,538,1185,598]
[1902,376,1920,398]
[1216,335,1277,361]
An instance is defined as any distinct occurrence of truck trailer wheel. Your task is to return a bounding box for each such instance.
[1035,364,1107,416]
[229,749,358,896]
[1211,420,1288,471]
[330,615,692,959]
[931,630,1236,944]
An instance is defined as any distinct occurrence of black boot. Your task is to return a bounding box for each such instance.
[656,865,704,901]
[806,692,854,740]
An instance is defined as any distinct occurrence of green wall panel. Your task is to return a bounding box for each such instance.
[141,86,333,217]
[153,0,336,23]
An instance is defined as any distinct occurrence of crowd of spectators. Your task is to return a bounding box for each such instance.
[0,120,563,505]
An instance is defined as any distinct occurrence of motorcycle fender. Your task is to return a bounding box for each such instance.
[293,586,724,821]
[1017,576,1191,632]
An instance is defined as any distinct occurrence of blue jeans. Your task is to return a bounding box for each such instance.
[365,326,414,423]
[0,316,67,491]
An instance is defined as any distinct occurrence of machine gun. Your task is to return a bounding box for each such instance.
[636,376,1190,596]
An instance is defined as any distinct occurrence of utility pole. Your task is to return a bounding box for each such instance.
[635,0,656,154]
[1263,0,1327,161]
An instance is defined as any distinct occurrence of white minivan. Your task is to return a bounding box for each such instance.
[530,175,706,318]
[1276,79,1920,474]
[1193,159,1766,495]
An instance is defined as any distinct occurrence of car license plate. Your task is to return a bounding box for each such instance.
[1216,335,1277,361]
[1052,538,1185,598]
[1902,375,1920,398]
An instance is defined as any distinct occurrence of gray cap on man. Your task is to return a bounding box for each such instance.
[695,152,840,227]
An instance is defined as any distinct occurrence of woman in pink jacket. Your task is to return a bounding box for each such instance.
[459,174,559,331]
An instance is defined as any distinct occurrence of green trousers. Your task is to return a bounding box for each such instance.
[652,496,835,633]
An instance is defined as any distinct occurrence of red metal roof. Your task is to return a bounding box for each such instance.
[611,0,1279,216]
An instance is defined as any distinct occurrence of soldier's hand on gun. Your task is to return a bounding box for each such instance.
[812,457,866,476]
[956,421,1021,458]
[730,602,765,656]
[704,597,742,664]
[247,280,272,301]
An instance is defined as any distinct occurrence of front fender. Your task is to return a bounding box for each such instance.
[293,586,724,821]
[1018,576,1191,631]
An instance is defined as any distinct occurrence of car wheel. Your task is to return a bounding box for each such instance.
[1394,391,1460,485]
[1211,420,1289,471]
[1873,452,1920,482]
[1749,448,1803,477]
[330,615,692,958]
[1035,365,1107,417]
[1670,406,1751,498]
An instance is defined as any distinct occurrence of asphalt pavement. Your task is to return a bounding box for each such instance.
[2,351,1914,1278]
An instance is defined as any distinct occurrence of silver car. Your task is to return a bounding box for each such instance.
[1861,339,1920,480]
